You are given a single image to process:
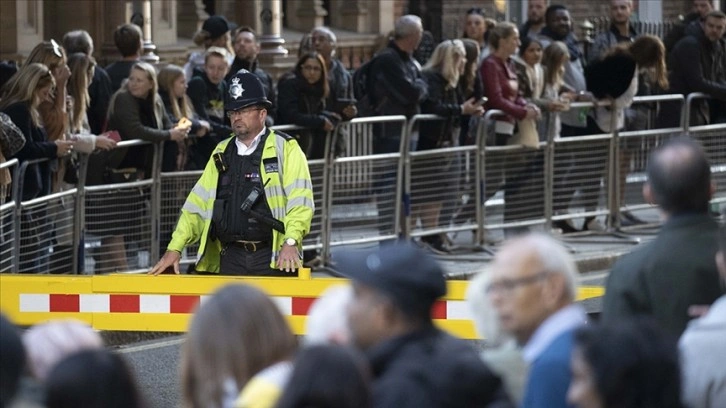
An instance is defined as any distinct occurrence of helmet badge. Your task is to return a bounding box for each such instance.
[229,77,245,100]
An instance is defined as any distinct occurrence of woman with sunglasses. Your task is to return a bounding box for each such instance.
[25,40,72,145]
[0,63,74,272]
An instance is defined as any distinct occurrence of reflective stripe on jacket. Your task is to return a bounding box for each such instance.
[167,129,314,272]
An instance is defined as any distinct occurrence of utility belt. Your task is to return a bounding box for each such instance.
[224,240,271,252]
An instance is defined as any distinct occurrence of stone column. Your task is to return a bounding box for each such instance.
[286,0,326,32]
[140,0,160,63]
[151,0,178,47]
[367,0,395,35]
[335,0,368,33]
[258,0,287,58]
[1,0,45,56]
[177,0,207,38]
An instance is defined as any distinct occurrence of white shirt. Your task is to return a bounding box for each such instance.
[522,303,588,363]
[234,127,266,156]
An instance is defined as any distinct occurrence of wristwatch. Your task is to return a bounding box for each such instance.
[284,238,297,246]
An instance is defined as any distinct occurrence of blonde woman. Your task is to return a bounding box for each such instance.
[93,62,187,272]
[106,61,188,175]
[24,40,71,144]
[46,53,118,272]
[540,41,573,140]
[66,53,117,153]
[0,63,73,272]
[158,64,210,171]
[415,39,484,253]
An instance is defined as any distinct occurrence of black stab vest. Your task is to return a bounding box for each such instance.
[212,132,274,243]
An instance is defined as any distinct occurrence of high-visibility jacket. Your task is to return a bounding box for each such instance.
[167,129,314,272]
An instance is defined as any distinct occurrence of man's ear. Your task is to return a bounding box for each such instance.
[542,273,566,310]
[643,182,654,205]
[716,251,726,278]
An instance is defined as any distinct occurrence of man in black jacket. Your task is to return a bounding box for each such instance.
[661,10,726,127]
[338,242,512,408]
[368,14,428,154]
[226,27,276,124]
[187,47,232,169]
[602,137,724,337]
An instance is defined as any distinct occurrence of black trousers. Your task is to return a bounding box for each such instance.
[219,243,297,276]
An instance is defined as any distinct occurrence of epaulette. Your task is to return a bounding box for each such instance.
[273,129,295,141]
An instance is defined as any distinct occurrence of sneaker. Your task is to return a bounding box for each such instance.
[583,217,606,232]
[552,219,580,234]
[620,210,647,226]
[420,234,450,254]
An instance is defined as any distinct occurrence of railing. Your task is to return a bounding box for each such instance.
[2,93,724,274]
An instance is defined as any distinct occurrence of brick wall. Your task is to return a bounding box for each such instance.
[433,0,686,43]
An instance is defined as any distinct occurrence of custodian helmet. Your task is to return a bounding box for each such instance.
[225,69,273,111]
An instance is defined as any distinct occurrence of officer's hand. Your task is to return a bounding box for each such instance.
[149,251,181,276]
[277,245,301,273]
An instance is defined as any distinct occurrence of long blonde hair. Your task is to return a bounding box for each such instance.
[26,40,67,73]
[542,41,569,90]
[67,53,95,133]
[157,65,194,120]
[0,63,56,127]
[424,39,466,89]
[108,62,159,118]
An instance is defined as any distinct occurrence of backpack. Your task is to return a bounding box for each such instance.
[352,57,378,116]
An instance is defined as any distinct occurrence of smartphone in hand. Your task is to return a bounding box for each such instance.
[475,97,488,107]
[102,130,121,142]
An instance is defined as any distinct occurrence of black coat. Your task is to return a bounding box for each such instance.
[602,213,724,337]
[419,71,461,150]
[2,103,56,200]
[87,65,113,134]
[276,72,332,160]
[584,52,637,100]
[186,73,232,140]
[369,41,428,118]
[367,326,512,408]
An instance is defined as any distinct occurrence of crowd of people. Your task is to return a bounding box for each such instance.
[2,162,725,406]
[0,0,724,267]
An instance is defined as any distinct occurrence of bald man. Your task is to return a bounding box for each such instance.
[602,137,724,336]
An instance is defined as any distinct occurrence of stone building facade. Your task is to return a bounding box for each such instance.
[0,0,719,73]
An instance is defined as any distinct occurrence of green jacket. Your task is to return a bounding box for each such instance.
[167,128,314,272]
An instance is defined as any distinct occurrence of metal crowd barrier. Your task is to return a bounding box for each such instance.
[5,93,726,274]
[685,93,726,208]
[322,115,407,264]
[1,159,19,272]
[612,95,685,229]
[403,115,481,244]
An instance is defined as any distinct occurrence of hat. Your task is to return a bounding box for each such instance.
[225,69,273,111]
[202,15,230,40]
[335,242,447,318]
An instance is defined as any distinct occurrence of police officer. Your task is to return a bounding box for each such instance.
[149,69,314,276]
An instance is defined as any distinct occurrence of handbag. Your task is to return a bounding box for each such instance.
[103,167,139,184]
[511,118,540,148]
[0,112,26,157]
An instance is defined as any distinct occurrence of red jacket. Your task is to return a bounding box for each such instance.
[480,54,527,122]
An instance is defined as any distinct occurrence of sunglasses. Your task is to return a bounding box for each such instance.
[48,39,63,58]
[467,7,485,17]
